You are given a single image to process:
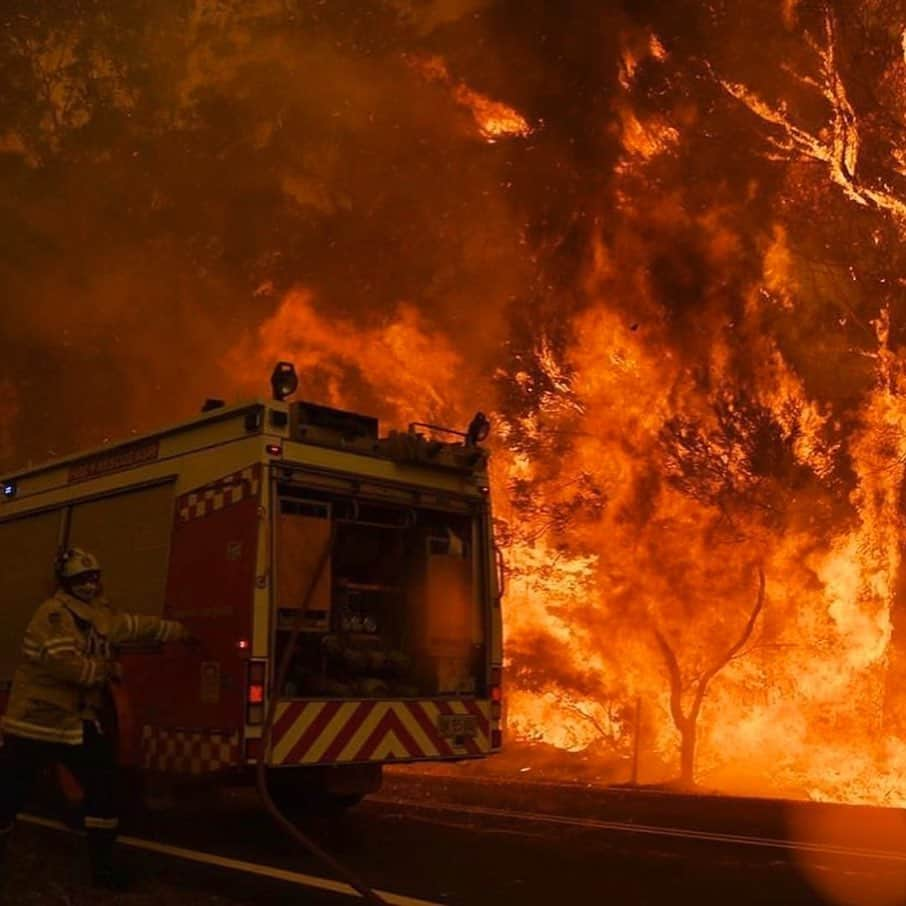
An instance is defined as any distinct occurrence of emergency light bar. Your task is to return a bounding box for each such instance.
[2,480,16,499]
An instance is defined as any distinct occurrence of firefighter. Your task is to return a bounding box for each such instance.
[0,546,194,890]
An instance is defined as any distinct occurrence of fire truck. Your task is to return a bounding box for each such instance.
[0,365,503,808]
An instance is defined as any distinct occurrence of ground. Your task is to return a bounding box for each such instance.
[8,767,906,906]
[4,824,237,906]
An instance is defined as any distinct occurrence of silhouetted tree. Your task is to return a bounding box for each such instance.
[653,565,766,786]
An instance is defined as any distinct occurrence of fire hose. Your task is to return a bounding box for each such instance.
[255,525,387,906]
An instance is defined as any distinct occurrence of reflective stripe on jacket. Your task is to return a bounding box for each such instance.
[2,590,185,745]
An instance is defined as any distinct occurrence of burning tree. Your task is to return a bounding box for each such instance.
[495,339,787,783]
[653,565,766,786]
[716,3,906,224]
[660,393,826,529]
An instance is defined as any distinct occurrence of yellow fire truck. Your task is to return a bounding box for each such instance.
[0,365,503,808]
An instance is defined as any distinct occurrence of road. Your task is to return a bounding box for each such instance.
[15,775,906,905]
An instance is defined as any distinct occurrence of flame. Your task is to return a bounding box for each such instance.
[617,106,679,160]
[453,85,533,143]
[507,691,623,753]
[225,288,466,427]
[409,55,533,142]
[619,30,668,90]
[486,137,906,799]
[492,292,906,801]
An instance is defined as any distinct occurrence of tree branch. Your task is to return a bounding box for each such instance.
[653,627,687,730]
[561,701,618,743]
[712,6,906,223]
[692,564,766,718]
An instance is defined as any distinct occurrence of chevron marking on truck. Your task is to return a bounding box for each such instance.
[269,699,491,765]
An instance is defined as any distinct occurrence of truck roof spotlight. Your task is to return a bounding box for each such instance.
[466,411,491,446]
[270,362,299,401]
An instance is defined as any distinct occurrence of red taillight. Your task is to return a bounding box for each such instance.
[248,683,264,704]
[266,443,282,456]
[490,666,503,748]
[237,639,249,650]
[490,666,503,711]
[247,660,267,724]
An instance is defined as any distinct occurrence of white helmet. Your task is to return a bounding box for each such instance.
[57,546,101,581]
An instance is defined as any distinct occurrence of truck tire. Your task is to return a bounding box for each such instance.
[265,765,378,816]
[266,783,364,816]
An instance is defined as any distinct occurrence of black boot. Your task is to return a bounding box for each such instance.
[87,828,131,891]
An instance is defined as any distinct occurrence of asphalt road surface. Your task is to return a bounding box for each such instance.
[14,778,906,906]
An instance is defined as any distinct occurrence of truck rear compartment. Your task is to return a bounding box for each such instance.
[273,483,487,702]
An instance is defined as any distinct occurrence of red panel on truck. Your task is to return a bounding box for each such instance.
[121,468,260,769]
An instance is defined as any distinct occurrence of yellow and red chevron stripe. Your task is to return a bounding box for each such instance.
[269,699,491,765]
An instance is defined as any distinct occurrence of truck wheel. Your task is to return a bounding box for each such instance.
[266,786,365,816]
[267,765,381,817]
[318,793,365,814]
[264,772,368,817]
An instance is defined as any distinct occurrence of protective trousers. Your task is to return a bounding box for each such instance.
[0,721,119,880]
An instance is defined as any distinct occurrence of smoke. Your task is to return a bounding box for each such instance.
[0,0,556,467]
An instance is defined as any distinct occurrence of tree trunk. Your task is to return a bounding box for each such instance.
[679,718,696,786]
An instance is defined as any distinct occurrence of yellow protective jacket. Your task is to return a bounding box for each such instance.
[2,590,186,745]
